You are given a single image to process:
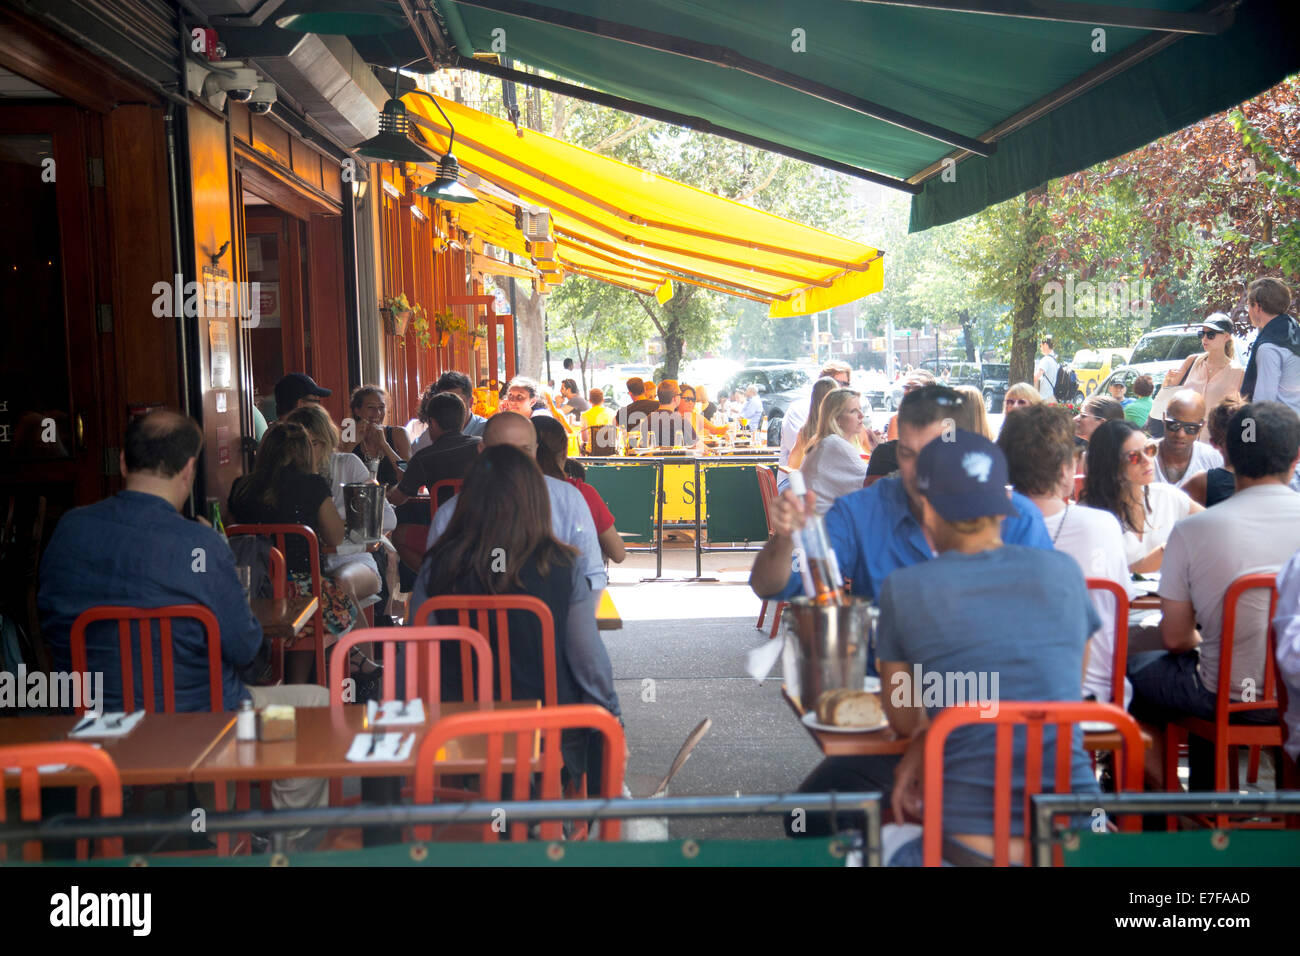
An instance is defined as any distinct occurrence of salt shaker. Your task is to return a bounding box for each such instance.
[236,699,257,741]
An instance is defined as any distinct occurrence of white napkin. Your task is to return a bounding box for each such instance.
[345,732,416,762]
[745,637,784,683]
[68,711,146,739]
[374,699,425,726]
[334,540,365,555]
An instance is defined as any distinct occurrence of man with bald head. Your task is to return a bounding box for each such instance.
[423,412,606,590]
[1154,389,1223,488]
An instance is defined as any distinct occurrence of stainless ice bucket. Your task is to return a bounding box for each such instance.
[343,482,384,540]
[781,597,879,707]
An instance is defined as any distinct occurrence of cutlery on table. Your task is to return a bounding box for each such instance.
[70,714,98,735]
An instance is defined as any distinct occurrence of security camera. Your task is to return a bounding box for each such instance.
[248,82,276,115]
[217,67,260,103]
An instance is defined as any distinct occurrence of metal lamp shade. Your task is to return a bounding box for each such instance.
[355,99,436,164]
[416,154,478,204]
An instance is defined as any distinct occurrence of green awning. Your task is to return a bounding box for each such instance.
[406,0,1298,231]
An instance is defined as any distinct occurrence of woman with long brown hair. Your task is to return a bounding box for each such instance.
[411,444,621,785]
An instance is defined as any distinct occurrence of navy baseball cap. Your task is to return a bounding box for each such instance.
[274,373,331,414]
[915,429,1019,522]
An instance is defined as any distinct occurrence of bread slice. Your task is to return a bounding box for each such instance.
[814,689,882,727]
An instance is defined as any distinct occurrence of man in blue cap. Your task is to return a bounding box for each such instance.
[273,372,331,419]
[781,429,1101,865]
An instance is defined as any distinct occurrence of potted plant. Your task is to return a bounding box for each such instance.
[409,304,432,349]
[431,308,464,348]
[381,293,412,336]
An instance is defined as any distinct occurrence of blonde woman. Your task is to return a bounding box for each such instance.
[1003,382,1042,413]
[954,385,994,438]
[788,376,843,470]
[1160,314,1244,442]
[799,388,869,514]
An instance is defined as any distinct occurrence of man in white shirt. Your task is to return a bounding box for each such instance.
[780,361,851,486]
[424,413,606,591]
[998,404,1136,706]
[740,385,764,427]
[1153,390,1224,487]
[1033,337,1061,403]
[1273,547,1300,767]
[1131,401,1300,790]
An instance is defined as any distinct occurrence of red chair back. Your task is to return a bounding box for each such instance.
[1085,578,1131,707]
[412,704,625,842]
[0,742,123,861]
[756,467,778,536]
[1210,573,1281,725]
[227,523,325,681]
[70,604,223,714]
[268,546,286,599]
[413,595,558,706]
[923,701,1144,867]
[429,479,464,521]
[327,625,492,708]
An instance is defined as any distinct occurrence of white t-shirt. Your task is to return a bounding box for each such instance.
[800,434,867,515]
[1158,484,1300,698]
[1035,353,1060,401]
[1153,440,1223,488]
[1274,548,1300,762]
[1122,482,1194,567]
[1042,503,1136,706]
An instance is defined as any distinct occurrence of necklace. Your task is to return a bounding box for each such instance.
[1052,501,1070,546]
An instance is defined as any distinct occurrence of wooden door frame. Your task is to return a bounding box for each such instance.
[0,104,103,504]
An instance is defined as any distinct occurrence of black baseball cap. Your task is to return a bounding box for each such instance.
[915,429,1018,522]
[275,373,331,414]
[1201,313,1233,334]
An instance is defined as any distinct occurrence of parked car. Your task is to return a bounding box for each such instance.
[1070,347,1132,403]
[722,364,816,444]
[882,362,1008,412]
[979,363,1009,412]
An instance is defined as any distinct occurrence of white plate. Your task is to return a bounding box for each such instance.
[1080,720,1117,733]
[801,710,890,735]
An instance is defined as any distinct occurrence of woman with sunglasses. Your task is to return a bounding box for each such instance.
[1080,420,1202,573]
[1002,382,1042,414]
[677,383,729,442]
[1161,314,1243,441]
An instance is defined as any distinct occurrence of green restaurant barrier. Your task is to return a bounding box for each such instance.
[23,837,855,868]
[576,459,664,577]
[1061,829,1300,867]
[701,462,771,547]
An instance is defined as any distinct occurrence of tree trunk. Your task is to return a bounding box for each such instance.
[1009,189,1049,386]
[661,326,684,379]
[510,278,547,381]
[959,309,976,361]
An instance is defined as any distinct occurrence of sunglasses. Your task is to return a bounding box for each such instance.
[1077,411,1106,421]
[1124,443,1159,465]
[1197,329,1221,339]
[680,393,696,401]
[1163,418,1203,435]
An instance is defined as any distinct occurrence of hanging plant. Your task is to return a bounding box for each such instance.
[431,308,467,348]
[409,304,433,349]
[381,293,412,336]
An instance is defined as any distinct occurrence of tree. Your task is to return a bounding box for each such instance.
[547,275,653,385]
[632,284,722,379]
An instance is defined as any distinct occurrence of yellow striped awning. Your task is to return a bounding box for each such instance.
[403,92,883,316]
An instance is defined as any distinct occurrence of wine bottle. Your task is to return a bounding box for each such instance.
[786,471,844,605]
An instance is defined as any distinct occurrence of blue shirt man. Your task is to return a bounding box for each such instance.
[741,389,764,426]
[752,384,1053,605]
[37,414,263,712]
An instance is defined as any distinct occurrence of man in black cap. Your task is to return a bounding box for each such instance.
[274,372,331,419]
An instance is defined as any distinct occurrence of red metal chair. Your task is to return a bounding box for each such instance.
[1163,572,1284,829]
[227,523,327,683]
[325,625,494,806]
[922,701,1144,867]
[754,466,787,639]
[412,705,626,843]
[70,604,223,714]
[327,625,493,708]
[412,595,558,707]
[0,742,124,861]
[428,479,464,521]
[1082,579,1140,787]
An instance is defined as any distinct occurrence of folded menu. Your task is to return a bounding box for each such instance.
[374,699,425,726]
[68,711,146,739]
[346,732,416,763]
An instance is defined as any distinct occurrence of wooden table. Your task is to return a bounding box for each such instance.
[192,699,541,784]
[596,589,622,631]
[0,712,237,787]
[250,596,317,642]
[783,685,909,756]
